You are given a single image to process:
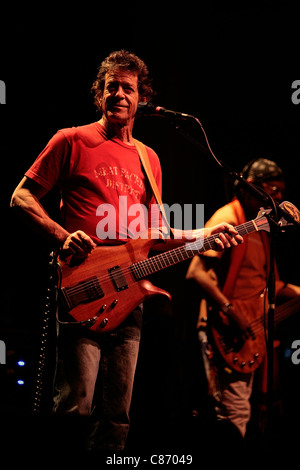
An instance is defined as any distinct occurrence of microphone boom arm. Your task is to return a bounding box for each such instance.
[171,116,300,230]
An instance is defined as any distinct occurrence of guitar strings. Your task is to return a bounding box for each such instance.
[61,235,208,295]
[243,296,300,336]
[61,233,218,296]
[61,220,257,298]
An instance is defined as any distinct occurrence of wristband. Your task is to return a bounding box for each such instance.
[221,302,233,315]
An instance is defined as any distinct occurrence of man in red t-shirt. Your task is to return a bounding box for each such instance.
[23,121,163,243]
[11,50,242,453]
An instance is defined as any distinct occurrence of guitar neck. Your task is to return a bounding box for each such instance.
[132,218,261,279]
[272,296,300,325]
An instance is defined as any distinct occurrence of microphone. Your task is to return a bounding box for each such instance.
[136,102,195,120]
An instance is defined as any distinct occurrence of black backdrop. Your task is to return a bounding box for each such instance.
[1,1,300,462]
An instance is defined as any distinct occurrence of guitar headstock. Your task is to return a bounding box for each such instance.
[254,207,272,233]
[254,201,300,233]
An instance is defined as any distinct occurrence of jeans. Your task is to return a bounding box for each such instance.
[198,328,254,437]
[53,306,142,451]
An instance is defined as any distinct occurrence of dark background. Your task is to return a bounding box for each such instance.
[1,1,300,463]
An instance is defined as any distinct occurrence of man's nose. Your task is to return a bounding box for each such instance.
[274,192,283,203]
[115,85,125,98]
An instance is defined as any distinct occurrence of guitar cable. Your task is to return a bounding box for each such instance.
[33,251,98,414]
[33,251,59,414]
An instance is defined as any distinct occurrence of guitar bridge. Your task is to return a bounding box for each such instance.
[60,276,104,310]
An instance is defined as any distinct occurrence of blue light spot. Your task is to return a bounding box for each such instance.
[17,360,25,367]
[284,348,292,359]
[17,380,25,385]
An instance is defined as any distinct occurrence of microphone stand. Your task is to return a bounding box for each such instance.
[168,116,300,440]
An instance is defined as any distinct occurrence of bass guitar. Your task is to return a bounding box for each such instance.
[56,207,272,334]
[211,294,300,373]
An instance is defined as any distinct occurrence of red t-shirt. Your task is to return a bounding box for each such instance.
[25,122,162,244]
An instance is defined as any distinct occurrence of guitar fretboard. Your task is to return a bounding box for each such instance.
[132,219,258,279]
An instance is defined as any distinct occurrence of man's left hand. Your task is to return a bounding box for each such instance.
[205,223,243,251]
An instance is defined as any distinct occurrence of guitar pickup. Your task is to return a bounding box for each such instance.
[109,265,128,292]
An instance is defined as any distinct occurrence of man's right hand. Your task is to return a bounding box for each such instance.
[61,230,97,259]
[223,305,255,340]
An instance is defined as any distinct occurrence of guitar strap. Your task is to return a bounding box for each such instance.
[221,198,247,299]
[133,138,174,238]
[222,197,271,299]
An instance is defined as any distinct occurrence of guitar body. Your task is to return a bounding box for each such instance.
[210,298,266,373]
[211,295,300,373]
[57,236,171,334]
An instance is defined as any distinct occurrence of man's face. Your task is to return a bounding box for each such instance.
[100,70,140,125]
[243,178,285,217]
[261,179,285,203]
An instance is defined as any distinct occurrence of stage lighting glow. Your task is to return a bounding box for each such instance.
[17,380,25,385]
[17,360,25,366]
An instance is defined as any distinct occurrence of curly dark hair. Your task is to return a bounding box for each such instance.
[91,49,154,110]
